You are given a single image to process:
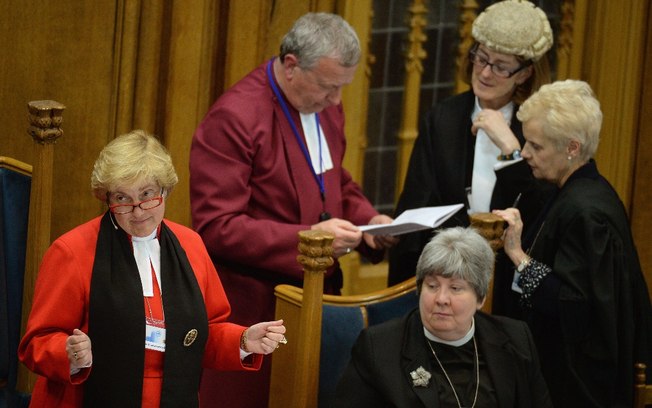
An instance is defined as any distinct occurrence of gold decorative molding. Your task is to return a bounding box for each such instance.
[340,0,374,184]
[556,0,575,77]
[455,0,479,94]
[395,0,428,198]
[339,0,375,293]
[556,0,587,80]
[404,1,428,75]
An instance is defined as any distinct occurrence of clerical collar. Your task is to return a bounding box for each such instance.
[132,228,161,297]
[424,318,475,347]
[131,228,157,242]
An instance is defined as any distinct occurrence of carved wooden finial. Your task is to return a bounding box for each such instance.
[469,212,505,251]
[635,362,647,386]
[297,230,334,273]
[470,212,504,314]
[27,100,66,144]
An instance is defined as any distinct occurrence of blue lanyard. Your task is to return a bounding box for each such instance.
[266,59,327,202]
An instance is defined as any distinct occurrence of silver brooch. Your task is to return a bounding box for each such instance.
[410,366,431,387]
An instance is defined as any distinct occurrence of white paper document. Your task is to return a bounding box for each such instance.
[359,203,464,236]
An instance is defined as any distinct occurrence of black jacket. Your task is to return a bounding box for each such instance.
[334,309,553,408]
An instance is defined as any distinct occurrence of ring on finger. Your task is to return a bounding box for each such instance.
[73,351,78,359]
[279,336,288,345]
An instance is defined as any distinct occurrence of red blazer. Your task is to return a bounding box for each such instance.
[18,216,260,407]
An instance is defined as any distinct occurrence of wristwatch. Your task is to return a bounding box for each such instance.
[498,149,522,161]
[517,256,531,272]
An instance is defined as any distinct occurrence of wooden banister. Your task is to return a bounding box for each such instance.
[16,100,65,393]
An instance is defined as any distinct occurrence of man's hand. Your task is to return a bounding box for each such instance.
[363,214,399,250]
[311,218,362,257]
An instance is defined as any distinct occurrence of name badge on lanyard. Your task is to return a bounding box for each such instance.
[145,323,166,352]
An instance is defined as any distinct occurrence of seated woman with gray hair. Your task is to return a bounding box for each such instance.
[493,79,652,407]
[334,227,551,408]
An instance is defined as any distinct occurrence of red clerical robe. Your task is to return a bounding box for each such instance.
[190,59,382,407]
[18,216,261,407]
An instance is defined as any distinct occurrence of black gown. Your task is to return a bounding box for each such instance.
[519,160,652,407]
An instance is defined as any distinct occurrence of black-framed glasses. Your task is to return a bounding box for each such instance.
[109,195,164,214]
[468,50,532,78]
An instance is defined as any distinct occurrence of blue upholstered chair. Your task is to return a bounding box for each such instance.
[319,284,418,407]
[0,157,32,408]
[270,274,417,408]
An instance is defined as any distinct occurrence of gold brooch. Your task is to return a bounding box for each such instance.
[184,329,198,347]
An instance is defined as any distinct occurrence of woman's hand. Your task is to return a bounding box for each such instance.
[472,109,521,155]
[66,328,92,368]
[242,319,287,355]
[492,208,528,266]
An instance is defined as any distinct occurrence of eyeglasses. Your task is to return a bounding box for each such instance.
[109,195,164,214]
[468,50,532,78]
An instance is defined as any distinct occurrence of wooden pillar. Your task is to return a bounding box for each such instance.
[395,0,428,198]
[455,0,479,94]
[290,230,334,408]
[17,100,65,393]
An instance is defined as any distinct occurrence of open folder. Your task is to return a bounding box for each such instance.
[359,203,464,236]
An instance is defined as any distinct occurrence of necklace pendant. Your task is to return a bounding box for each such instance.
[427,336,480,408]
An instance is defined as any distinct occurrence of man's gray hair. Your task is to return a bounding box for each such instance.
[416,227,494,300]
[280,12,360,69]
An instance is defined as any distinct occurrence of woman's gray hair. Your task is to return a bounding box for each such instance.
[416,227,494,301]
[517,79,602,161]
[279,12,360,69]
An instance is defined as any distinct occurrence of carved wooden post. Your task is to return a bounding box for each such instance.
[293,230,334,408]
[17,100,65,393]
[455,0,479,94]
[395,0,428,198]
[469,212,504,314]
[556,0,584,80]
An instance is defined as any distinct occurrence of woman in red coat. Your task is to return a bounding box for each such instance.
[19,130,286,407]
